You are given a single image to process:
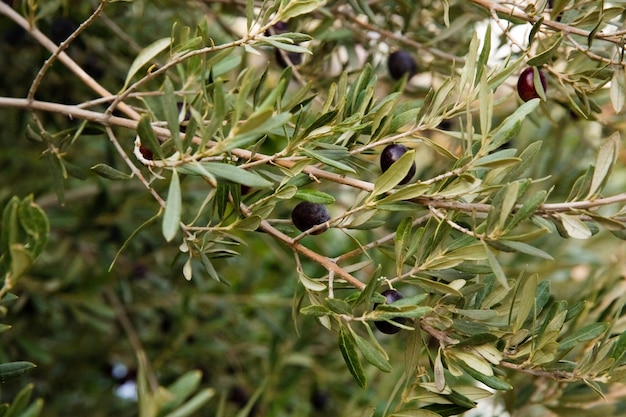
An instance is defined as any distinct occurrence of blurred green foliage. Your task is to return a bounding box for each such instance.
[2,0,626,416]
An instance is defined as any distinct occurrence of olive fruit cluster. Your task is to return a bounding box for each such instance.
[380,143,416,185]
[373,289,407,334]
[517,67,547,102]
[291,202,331,235]
[387,50,417,80]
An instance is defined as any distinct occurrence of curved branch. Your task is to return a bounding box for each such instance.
[0,2,140,120]
[469,0,626,50]
[3,97,626,223]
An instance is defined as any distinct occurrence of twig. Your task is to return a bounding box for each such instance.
[103,287,160,393]
[27,1,107,102]
[239,204,366,289]
[4,96,626,223]
[0,2,140,120]
[469,0,626,50]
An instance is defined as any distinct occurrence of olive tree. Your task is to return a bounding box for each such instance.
[1,0,626,416]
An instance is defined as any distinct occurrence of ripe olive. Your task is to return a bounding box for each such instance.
[387,50,417,80]
[374,289,407,334]
[517,67,547,102]
[380,144,416,185]
[291,202,331,235]
[139,144,154,160]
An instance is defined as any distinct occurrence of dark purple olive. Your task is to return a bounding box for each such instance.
[291,202,331,235]
[388,50,417,80]
[139,144,154,160]
[374,289,407,334]
[517,67,547,102]
[380,144,416,185]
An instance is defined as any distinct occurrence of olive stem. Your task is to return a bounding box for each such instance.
[27,1,108,102]
[4,97,626,220]
[239,205,366,290]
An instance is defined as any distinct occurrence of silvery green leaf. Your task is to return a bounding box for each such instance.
[162,170,182,242]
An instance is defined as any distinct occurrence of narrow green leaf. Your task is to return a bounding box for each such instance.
[559,323,610,352]
[432,175,482,198]
[482,241,509,290]
[160,371,202,414]
[515,274,537,332]
[163,78,182,153]
[137,114,165,160]
[349,328,392,372]
[491,240,553,260]
[456,333,498,347]
[610,67,626,113]
[587,132,619,199]
[479,73,493,139]
[460,32,479,91]
[339,327,366,388]
[325,298,352,315]
[0,362,36,383]
[473,154,520,169]
[294,189,336,204]
[261,36,311,53]
[354,276,383,309]
[298,271,326,291]
[388,410,442,417]
[414,276,463,297]
[376,183,430,205]
[178,163,272,188]
[9,244,33,282]
[199,251,227,285]
[218,112,291,152]
[528,16,544,44]
[457,360,512,390]
[527,34,563,66]
[505,189,547,232]
[6,382,33,417]
[555,213,591,239]
[163,389,216,417]
[452,351,493,376]
[611,331,626,364]
[123,37,170,89]
[280,0,322,20]
[91,164,133,180]
[300,304,332,317]
[19,398,43,417]
[17,196,49,258]
[475,24,491,85]
[489,99,540,151]
[162,170,182,242]
[372,150,416,196]
[300,148,356,173]
[498,181,519,231]
[234,216,261,232]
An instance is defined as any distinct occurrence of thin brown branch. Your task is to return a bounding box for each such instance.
[239,205,366,290]
[27,1,107,101]
[499,360,582,382]
[103,287,160,393]
[3,97,626,223]
[469,0,626,49]
[0,2,140,120]
[336,8,466,65]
